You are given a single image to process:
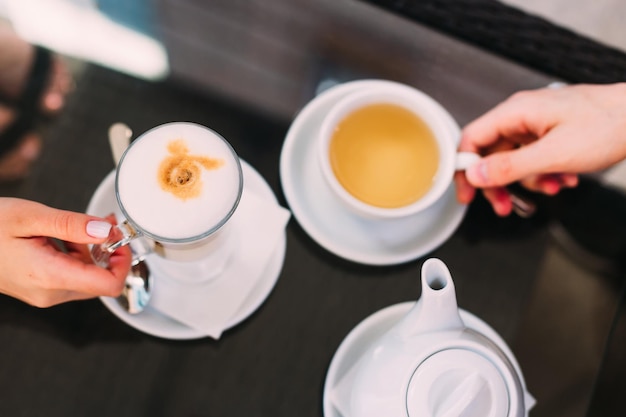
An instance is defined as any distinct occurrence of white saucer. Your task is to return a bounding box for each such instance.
[279,80,468,266]
[322,303,527,417]
[86,160,287,340]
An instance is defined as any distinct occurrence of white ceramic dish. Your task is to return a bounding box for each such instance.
[279,80,468,266]
[322,302,526,417]
[87,160,286,339]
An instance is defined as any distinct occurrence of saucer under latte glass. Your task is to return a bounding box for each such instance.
[91,122,243,284]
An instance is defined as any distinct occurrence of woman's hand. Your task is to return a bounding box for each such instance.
[455,83,626,215]
[0,198,131,307]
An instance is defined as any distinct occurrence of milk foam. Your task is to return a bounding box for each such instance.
[116,123,242,241]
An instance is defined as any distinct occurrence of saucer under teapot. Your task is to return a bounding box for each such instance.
[325,258,535,417]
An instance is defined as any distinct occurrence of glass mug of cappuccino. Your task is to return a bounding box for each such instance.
[318,82,479,219]
[91,122,243,279]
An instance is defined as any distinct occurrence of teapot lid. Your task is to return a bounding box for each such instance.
[406,349,512,417]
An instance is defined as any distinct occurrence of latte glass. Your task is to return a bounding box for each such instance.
[91,122,243,276]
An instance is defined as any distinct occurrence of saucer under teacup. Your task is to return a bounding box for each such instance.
[87,160,288,340]
[279,80,468,266]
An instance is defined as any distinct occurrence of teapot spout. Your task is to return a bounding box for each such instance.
[396,258,464,337]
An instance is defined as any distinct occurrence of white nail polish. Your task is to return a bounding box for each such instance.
[467,162,487,185]
[87,220,112,238]
[477,162,489,183]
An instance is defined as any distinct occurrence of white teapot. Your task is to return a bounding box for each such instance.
[327,258,535,417]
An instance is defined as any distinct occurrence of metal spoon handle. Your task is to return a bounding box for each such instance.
[509,189,537,218]
[117,258,151,314]
[108,123,132,166]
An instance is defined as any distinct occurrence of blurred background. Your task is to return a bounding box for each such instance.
[2,0,624,121]
[503,0,626,52]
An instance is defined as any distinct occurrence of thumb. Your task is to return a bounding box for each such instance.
[15,201,112,243]
[465,145,547,188]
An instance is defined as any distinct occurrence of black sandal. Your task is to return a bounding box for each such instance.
[0,46,53,158]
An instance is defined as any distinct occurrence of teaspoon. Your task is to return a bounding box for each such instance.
[116,256,151,314]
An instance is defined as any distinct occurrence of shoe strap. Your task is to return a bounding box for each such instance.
[0,46,52,156]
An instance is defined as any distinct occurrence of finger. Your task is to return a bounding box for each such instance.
[519,173,579,194]
[8,199,112,243]
[44,249,127,297]
[464,133,566,188]
[108,245,132,282]
[46,289,97,307]
[58,291,97,303]
[520,175,561,195]
[482,187,514,217]
[20,288,96,308]
[519,175,558,194]
[65,241,91,261]
[65,241,132,285]
[454,170,476,204]
[559,173,579,188]
[461,89,559,151]
[17,237,126,301]
[541,173,579,192]
[537,176,561,195]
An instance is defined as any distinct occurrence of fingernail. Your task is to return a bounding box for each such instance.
[87,220,112,238]
[467,161,488,185]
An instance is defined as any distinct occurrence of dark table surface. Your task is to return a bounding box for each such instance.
[0,1,624,416]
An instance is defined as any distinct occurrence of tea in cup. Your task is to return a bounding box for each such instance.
[91,122,243,280]
[318,82,479,219]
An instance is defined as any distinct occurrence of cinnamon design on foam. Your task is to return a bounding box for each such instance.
[158,139,223,200]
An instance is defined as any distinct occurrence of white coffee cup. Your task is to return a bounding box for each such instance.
[318,82,479,219]
[91,122,243,281]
